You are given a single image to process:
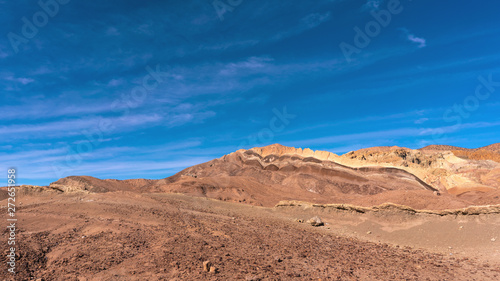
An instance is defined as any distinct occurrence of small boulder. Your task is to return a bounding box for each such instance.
[203,260,212,272]
[307,216,324,227]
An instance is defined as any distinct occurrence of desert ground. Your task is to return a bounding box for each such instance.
[1,191,499,280]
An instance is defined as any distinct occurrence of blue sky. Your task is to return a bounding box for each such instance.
[1,0,500,185]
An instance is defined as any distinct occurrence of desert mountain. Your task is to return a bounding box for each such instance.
[30,143,499,210]
[338,143,500,195]
[156,144,444,206]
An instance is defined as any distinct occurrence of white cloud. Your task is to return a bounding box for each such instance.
[219,56,274,76]
[400,28,427,48]
[407,34,427,48]
[17,77,35,84]
[414,118,429,124]
[164,111,216,127]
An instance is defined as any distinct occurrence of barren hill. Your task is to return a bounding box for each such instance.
[49,176,157,193]
[419,144,469,151]
[449,143,500,163]
[481,143,500,153]
[157,144,443,207]
[24,143,499,210]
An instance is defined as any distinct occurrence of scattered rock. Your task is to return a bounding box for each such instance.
[492,238,496,242]
[170,261,180,269]
[209,266,217,273]
[367,231,372,235]
[296,219,304,223]
[307,216,324,227]
[203,260,212,272]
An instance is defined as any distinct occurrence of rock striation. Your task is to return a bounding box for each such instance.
[335,144,500,195]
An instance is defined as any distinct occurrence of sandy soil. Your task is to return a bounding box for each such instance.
[1,192,499,280]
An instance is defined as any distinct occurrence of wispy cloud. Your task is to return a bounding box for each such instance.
[291,128,420,147]
[0,141,214,184]
[0,100,120,121]
[407,34,427,48]
[414,118,429,124]
[418,121,500,136]
[2,73,35,85]
[0,114,163,140]
[400,28,427,48]
[290,121,500,148]
[218,56,274,76]
[273,12,331,41]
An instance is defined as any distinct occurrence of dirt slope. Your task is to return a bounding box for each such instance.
[1,192,499,280]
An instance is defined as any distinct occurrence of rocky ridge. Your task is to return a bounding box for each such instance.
[8,143,500,209]
[336,144,500,194]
